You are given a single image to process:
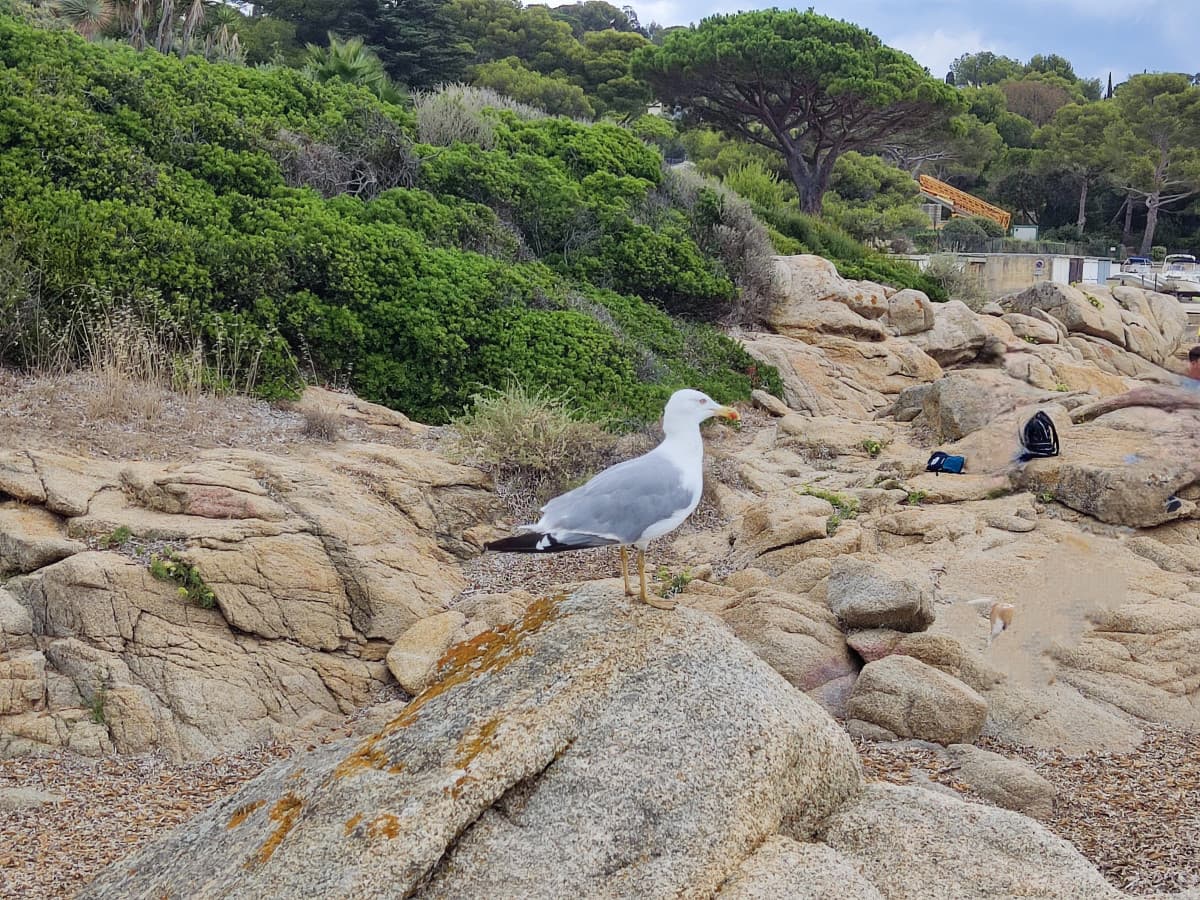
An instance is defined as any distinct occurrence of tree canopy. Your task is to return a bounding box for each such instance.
[1112,74,1200,254]
[633,9,960,213]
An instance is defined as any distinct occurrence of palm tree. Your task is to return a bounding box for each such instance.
[303,33,405,104]
[54,0,115,39]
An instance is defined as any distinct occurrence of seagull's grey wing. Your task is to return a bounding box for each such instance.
[537,452,695,544]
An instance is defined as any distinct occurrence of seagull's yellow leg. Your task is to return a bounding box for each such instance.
[620,546,633,596]
[639,548,677,610]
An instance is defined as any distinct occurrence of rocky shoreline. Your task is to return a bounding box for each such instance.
[2,255,1199,897]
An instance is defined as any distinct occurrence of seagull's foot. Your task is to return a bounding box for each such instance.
[641,593,678,611]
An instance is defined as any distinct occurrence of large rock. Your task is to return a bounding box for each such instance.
[944,744,1056,818]
[883,288,935,336]
[1003,282,1126,348]
[0,444,499,760]
[720,588,859,715]
[1013,414,1200,528]
[813,335,943,397]
[767,256,915,343]
[386,610,469,694]
[1110,285,1189,365]
[1051,594,1200,728]
[6,552,388,759]
[910,300,992,367]
[0,504,84,575]
[717,835,884,899]
[827,556,935,632]
[731,494,833,564]
[740,332,881,419]
[920,371,1047,443]
[771,255,889,318]
[846,654,987,744]
[1003,312,1060,344]
[821,783,1125,899]
[770,299,889,342]
[82,587,864,899]
[777,414,892,458]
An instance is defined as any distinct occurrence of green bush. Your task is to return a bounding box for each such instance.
[0,18,777,425]
[938,216,990,245]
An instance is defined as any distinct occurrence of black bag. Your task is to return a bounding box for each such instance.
[1018,411,1059,461]
[926,451,966,475]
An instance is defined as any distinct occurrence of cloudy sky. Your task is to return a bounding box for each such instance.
[632,0,1195,85]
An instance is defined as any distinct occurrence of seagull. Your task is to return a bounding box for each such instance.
[484,389,739,609]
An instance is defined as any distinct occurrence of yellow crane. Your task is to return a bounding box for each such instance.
[918,174,1012,232]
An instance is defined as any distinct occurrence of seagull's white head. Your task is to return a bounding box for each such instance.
[662,389,739,436]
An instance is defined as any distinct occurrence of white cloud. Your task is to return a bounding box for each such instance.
[883,27,1009,78]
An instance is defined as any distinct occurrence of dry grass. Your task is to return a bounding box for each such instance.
[446,381,624,502]
[301,405,344,442]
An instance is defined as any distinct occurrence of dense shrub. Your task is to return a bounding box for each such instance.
[0,17,775,423]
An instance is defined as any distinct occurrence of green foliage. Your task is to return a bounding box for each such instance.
[634,9,961,213]
[922,254,987,309]
[939,217,990,244]
[906,490,928,506]
[1113,74,1200,255]
[655,565,693,599]
[303,32,406,103]
[88,682,108,725]
[99,525,132,549]
[821,151,931,248]
[0,19,779,425]
[724,160,792,210]
[862,439,883,457]
[149,550,217,608]
[449,0,650,119]
[800,485,859,535]
[471,57,595,118]
[260,0,470,87]
[1151,245,1168,262]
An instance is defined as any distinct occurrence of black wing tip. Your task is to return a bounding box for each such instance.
[484,532,603,553]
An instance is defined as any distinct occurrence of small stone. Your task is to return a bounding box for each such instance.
[751,389,791,417]
[385,610,469,694]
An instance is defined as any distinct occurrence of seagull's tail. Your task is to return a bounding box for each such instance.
[484,531,612,553]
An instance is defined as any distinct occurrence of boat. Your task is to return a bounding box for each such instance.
[1106,256,1161,290]
[1160,254,1200,297]
[1106,254,1200,297]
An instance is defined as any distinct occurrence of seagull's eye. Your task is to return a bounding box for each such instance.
[698,398,708,405]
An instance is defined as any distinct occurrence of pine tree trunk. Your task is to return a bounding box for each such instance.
[1122,193,1135,245]
[784,153,823,215]
[1076,179,1088,232]
[1139,193,1161,257]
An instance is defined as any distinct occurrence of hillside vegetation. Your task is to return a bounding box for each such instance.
[0,16,780,423]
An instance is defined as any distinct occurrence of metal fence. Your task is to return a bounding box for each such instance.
[928,234,1113,257]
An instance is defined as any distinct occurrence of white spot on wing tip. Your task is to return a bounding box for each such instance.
[536,535,551,550]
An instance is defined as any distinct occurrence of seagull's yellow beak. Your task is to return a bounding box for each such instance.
[714,405,740,422]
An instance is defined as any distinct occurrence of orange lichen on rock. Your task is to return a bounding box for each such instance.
[344,813,363,836]
[454,716,502,770]
[332,737,404,780]
[225,799,267,830]
[365,813,400,840]
[244,793,303,869]
[331,595,563,781]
